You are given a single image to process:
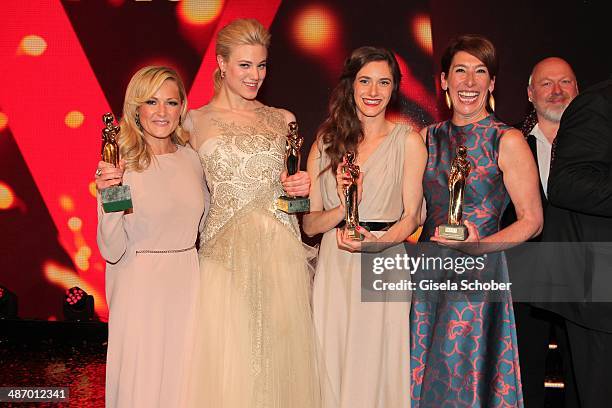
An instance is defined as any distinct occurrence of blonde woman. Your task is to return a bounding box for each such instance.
[95,66,206,408]
[183,18,320,407]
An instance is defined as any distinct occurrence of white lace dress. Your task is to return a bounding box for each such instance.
[185,106,320,408]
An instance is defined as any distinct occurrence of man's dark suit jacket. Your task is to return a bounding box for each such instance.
[538,78,612,333]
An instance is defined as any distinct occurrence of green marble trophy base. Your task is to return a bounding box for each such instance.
[277,196,310,214]
[439,224,467,241]
[101,185,133,213]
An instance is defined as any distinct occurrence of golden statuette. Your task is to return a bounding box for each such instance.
[342,151,363,241]
[100,113,132,212]
[277,121,310,213]
[102,112,120,166]
[439,145,471,240]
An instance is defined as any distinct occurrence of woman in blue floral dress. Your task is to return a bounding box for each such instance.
[410,35,543,407]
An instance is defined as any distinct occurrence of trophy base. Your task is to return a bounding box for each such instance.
[277,196,310,214]
[347,226,364,241]
[439,224,467,241]
[101,185,133,213]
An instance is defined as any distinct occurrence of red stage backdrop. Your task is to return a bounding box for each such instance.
[0,0,437,321]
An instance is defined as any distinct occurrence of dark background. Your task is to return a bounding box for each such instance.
[430,0,610,125]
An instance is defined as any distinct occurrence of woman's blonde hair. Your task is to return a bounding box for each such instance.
[119,66,188,171]
[213,18,271,93]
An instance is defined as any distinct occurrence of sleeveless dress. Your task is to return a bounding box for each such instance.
[186,106,320,407]
[410,115,523,407]
[313,124,411,408]
[98,145,205,408]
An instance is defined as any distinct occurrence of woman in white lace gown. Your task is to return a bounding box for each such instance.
[303,47,427,408]
[183,19,320,407]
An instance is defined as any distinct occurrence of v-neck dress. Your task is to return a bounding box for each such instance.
[313,124,411,408]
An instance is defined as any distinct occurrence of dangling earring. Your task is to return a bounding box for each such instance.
[488,93,496,112]
[220,70,226,79]
[135,113,143,130]
[445,90,452,109]
[178,116,182,127]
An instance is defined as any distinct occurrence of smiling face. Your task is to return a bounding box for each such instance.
[137,79,182,142]
[441,50,495,125]
[353,60,394,120]
[528,57,578,123]
[218,44,267,101]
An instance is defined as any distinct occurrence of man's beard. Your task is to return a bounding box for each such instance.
[535,101,569,123]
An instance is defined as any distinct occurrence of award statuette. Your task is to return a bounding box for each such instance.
[439,145,471,240]
[277,121,310,213]
[342,151,363,241]
[100,113,133,212]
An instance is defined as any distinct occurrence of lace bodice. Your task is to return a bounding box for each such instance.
[197,106,299,244]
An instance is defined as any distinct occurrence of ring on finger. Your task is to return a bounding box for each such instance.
[95,168,102,177]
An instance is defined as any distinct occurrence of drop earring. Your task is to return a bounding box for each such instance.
[135,113,143,130]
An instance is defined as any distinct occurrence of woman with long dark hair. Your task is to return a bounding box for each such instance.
[304,46,426,408]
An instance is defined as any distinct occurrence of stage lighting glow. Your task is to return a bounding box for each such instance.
[64,111,84,128]
[386,111,419,132]
[394,53,439,120]
[88,182,97,198]
[0,112,8,130]
[67,216,83,232]
[59,195,75,212]
[19,35,47,56]
[0,182,15,210]
[78,245,92,259]
[412,14,433,56]
[75,258,90,272]
[75,246,92,271]
[44,260,106,317]
[178,0,224,25]
[2,1,113,318]
[293,5,337,55]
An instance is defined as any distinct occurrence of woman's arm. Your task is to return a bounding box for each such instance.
[432,129,543,254]
[490,129,543,244]
[278,109,310,197]
[376,129,427,243]
[95,161,128,263]
[337,128,427,251]
[302,138,345,237]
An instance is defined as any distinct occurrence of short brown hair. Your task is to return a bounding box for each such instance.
[441,34,498,78]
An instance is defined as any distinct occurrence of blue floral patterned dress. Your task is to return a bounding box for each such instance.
[410,114,523,407]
